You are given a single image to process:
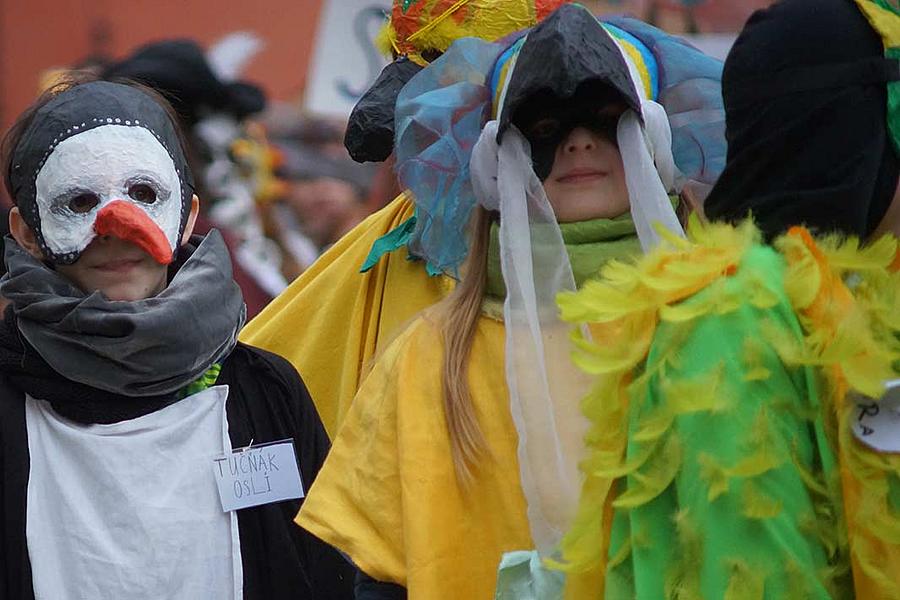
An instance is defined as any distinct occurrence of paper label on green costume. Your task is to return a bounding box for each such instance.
[852,379,900,452]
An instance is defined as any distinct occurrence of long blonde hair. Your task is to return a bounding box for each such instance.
[439,205,494,482]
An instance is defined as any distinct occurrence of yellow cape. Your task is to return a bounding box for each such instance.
[239,193,452,437]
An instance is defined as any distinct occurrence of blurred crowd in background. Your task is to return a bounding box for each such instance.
[0,0,770,318]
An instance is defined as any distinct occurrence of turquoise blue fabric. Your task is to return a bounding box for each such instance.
[360,214,418,273]
[393,37,503,277]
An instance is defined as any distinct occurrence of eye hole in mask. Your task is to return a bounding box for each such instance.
[69,193,100,214]
[526,117,563,141]
[129,183,157,204]
[523,110,620,144]
[512,80,628,181]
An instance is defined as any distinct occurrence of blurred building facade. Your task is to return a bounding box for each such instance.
[0,0,774,131]
[1,0,776,129]
[0,0,324,130]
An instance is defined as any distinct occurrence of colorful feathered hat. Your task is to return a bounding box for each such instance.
[379,0,568,65]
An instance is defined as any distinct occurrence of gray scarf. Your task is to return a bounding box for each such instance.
[0,230,246,397]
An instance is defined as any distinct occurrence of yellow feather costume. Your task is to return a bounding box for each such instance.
[557,217,900,599]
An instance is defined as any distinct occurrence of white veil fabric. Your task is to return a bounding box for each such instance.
[471,121,591,556]
[620,100,685,251]
[470,103,684,557]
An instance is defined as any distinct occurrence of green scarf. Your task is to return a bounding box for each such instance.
[484,214,641,301]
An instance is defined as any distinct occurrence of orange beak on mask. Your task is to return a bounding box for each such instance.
[93,200,175,265]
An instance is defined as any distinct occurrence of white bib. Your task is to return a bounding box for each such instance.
[25,385,243,600]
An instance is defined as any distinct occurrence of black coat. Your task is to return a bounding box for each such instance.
[0,341,354,600]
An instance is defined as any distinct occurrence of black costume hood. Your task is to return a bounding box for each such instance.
[704,0,900,239]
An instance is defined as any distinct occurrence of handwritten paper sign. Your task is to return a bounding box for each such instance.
[212,439,304,512]
[852,379,900,453]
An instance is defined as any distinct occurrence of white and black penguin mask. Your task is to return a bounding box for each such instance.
[8,81,195,265]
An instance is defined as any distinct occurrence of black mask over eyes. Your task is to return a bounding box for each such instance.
[512,80,627,180]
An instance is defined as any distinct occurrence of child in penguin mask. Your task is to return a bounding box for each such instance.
[0,78,354,600]
[297,5,726,598]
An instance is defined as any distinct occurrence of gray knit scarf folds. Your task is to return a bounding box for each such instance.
[0,230,246,397]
